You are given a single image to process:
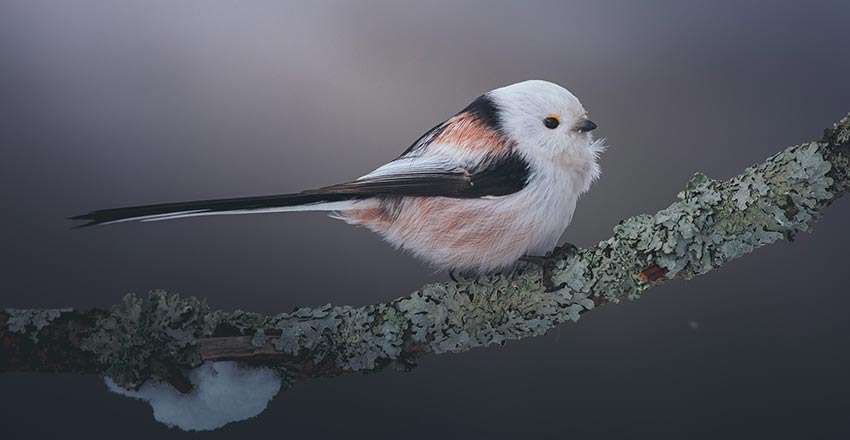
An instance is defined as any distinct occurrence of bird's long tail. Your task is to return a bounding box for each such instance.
[69,189,373,228]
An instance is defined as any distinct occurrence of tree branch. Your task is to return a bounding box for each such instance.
[2,114,849,392]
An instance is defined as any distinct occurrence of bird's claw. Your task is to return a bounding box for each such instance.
[449,269,478,284]
[520,242,579,292]
[551,242,579,260]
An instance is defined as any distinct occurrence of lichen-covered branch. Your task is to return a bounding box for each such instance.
[2,114,849,393]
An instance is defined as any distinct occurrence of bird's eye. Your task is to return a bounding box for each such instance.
[543,115,560,129]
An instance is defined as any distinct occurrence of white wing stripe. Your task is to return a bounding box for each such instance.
[358,156,463,180]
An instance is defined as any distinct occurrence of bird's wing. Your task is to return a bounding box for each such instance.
[355,91,523,198]
[334,152,530,198]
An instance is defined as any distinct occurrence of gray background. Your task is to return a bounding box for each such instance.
[2,1,850,438]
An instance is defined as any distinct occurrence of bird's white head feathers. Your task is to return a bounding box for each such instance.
[489,80,601,149]
[487,79,605,185]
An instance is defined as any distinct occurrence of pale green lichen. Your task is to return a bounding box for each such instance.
[81,291,221,389]
[595,139,837,301]
[837,120,850,145]
[332,306,397,370]
[270,305,341,355]
[4,308,71,342]
[395,269,590,355]
[251,329,267,348]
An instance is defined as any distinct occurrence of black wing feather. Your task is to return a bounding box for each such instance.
[324,153,529,198]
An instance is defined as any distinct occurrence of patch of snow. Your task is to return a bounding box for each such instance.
[105,361,281,431]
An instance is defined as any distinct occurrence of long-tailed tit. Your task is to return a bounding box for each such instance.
[72,80,604,273]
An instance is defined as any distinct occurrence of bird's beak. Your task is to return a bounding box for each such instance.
[576,119,598,133]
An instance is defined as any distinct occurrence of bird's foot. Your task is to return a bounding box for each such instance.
[520,255,562,292]
[550,242,579,260]
[449,269,477,284]
[520,242,580,292]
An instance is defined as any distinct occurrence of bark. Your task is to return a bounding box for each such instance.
[2,114,849,392]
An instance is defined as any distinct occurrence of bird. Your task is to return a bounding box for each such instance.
[71,80,604,274]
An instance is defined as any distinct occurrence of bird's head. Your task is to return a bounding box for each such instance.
[483,80,603,165]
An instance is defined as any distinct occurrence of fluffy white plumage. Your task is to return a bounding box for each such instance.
[73,80,604,273]
[338,80,604,271]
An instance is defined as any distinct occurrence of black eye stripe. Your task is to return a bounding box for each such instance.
[543,116,560,129]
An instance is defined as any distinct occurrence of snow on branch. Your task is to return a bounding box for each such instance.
[3,113,849,400]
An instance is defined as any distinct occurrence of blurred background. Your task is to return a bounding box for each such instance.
[1,0,849,438]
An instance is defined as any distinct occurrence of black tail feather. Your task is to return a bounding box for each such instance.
[69,190,362,228]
